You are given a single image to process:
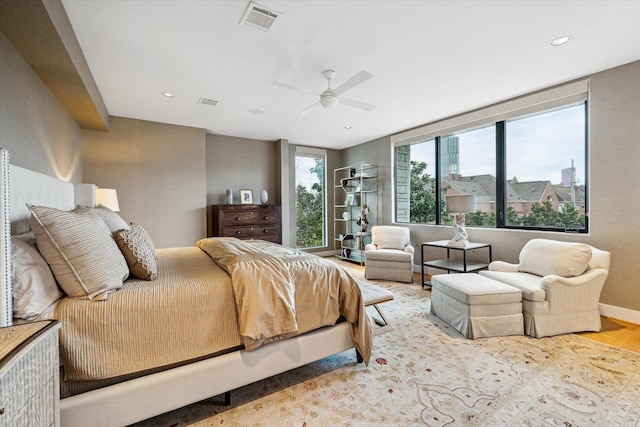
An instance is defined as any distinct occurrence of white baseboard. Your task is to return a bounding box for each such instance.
[599,303,640,325]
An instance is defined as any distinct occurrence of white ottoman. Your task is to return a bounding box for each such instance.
[430,273,524,339]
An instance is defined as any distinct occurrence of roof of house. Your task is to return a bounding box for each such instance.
[507,181,550,202]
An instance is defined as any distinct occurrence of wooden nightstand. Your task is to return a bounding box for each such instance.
[0,321,61,427]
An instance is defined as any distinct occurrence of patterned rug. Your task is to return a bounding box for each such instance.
[132,267,640,427]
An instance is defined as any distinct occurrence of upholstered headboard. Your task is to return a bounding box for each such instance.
[0,148,94,326]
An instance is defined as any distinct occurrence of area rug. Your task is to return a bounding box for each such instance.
[132,267,640,427]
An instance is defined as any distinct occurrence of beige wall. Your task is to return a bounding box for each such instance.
[82,117,207,248]
[343,61,640,314]
[0,31,82,182]
[205,134,279,236]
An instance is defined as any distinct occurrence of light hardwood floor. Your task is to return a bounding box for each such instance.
[337,259,639,353]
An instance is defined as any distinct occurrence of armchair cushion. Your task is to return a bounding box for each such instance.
[518,239,591,278]
[365,248,413,263]
[371,226,410,250]
[479,270,546,301]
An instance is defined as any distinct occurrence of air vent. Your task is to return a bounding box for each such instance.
[240,2,280,32]
[198,97,218,107]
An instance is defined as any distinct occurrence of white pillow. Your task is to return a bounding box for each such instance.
[11,236,63,320]
[28,204,129,300]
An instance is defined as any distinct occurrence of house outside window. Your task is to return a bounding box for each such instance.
[393,81,588,233]
[295,147,327,248]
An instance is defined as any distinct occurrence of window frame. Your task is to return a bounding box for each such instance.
[392,81,589,233]
[294,146,328,249]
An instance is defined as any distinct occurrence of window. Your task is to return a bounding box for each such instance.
[393,81,588,233]
[505,104,586,230]
[440,126,496,227]
[295,148,326,248]
[395,139,437,224]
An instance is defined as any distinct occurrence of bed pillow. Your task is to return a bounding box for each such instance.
[28,204,129,300]
[129,222,156,252]
[115,224,157,280]
[11,235,64,320]
[74,204,130,234]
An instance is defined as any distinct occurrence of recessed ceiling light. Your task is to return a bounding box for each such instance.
[551,36,571,46]
[162,92,175,98]
[344,125,352,130]
[249,108,265,115]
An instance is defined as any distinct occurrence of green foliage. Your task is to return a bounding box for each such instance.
[409,161,448,223]
[296,159,324,248]
[517,200,585,229]
[466,210,496,226]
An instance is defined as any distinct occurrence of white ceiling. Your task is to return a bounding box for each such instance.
[60,0,640,150]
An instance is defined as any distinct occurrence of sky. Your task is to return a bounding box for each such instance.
[411,105,585,184]
[295,104,586,191]
[411,104,585,185]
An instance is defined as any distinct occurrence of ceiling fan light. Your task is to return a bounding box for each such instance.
[321,93,339,108]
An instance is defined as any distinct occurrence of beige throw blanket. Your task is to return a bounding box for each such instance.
[197,238,373,364]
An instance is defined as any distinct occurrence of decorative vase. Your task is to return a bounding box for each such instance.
[226,189,233,205]
[260,190,269,205]
[342,212,351,220]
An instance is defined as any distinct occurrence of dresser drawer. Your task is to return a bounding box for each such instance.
[221,209,279,226]
[221,226,280,241]
[212,204,282,244]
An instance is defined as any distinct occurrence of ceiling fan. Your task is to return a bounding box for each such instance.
[273,70,376,115]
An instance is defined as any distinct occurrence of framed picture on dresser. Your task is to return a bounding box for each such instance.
[240,189,253,204]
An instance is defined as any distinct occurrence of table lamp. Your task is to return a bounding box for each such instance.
[446,194,476,247]
[95,188,120,212]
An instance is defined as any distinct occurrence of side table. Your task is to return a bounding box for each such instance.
[0,320,61,427]
[421,240,492,288]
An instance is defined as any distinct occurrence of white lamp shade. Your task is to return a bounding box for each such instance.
[95,188,120,212]
[446,194,476,214]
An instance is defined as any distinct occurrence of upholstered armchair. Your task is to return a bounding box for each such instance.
[365,226,414,283]
[479,239,610,338]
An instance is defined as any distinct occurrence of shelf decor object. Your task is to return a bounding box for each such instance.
[446,194,476,247]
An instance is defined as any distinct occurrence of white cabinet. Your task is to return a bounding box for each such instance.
[334,164,378,265]
[0,321,61,427]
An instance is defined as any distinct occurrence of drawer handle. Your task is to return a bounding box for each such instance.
[0,407,4,415]
[263,216,269,220]
[235,231,241,235]
[264,229,269,233]
[235,217,241,221]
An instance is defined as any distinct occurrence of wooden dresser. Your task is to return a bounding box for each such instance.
[0,321,61,427]
[212,204,282,244]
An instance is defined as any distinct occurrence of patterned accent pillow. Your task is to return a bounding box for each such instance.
[115,224,157,280]
[129,222,155,252]
[28,204,129,300]
[74,204,130,234]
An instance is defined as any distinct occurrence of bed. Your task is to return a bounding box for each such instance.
[0,148,373,426]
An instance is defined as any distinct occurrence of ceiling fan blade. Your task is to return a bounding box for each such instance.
[272,81,318,96]
[333,70,373,95]
[339,97,376,112]
[298,101,321,115]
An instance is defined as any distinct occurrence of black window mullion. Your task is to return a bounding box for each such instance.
[435,136,442,224]
[496,121,506,228]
